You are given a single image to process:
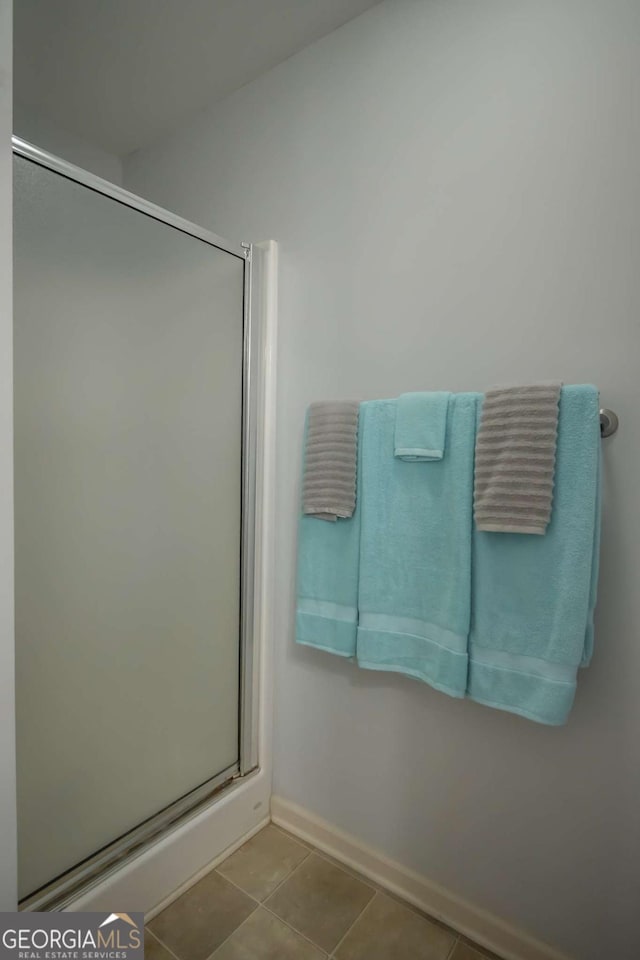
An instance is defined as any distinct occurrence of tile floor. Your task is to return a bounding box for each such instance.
[146,824,503,960]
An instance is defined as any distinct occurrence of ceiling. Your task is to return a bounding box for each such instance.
[14,0,382,157]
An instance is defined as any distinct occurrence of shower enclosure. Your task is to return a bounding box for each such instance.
[12,138,261,909]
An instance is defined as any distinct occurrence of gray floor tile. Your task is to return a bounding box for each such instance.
[382,890,459,936]
[212,907,326,959]
[217,824,309,900]
[148,870,256,960]
[311,849,453,937]
[335,891,456,960]
[144,929,176,960]
[265,853,374,953]
[312,850,383,893]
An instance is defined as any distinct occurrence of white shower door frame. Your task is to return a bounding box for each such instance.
[12,136,272,912]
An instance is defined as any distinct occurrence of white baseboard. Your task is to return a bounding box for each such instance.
[271,796,571,960]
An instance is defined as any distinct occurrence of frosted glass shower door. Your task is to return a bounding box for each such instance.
[14,154,246,900]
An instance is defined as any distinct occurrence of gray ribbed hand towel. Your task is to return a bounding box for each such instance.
[474,383,561,534]
[303,401,359,521]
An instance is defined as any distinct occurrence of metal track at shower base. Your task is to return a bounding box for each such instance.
[19,761,243,913]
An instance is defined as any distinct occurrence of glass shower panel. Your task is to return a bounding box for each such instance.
[14,155,245,899]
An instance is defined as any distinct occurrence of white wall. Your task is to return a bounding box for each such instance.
[125,1,640,957]
[13,103,123,184]
[0,0,17,912]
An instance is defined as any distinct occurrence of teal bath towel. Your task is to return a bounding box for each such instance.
[296,408,362,657]
[357,394,479,696]
[468,385,601,725]
[394,391,451,461]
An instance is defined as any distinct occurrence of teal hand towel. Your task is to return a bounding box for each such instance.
[394,391,451,461]
[296,407,362,657]
[468,385,601,725]
[357,393,479,695]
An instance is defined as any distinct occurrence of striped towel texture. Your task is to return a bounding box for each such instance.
[474,383,561,534]
[303,401,359,521]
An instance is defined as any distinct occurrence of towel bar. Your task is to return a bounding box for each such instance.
[600,408,619,437]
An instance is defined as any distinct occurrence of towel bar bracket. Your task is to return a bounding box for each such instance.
[600,408,619,438]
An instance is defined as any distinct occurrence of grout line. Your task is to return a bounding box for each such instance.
[293,835,457,936]
[214,826,480,960]
[256,844,376,957]
[205,901,261,960]
[328,888,379,959]
[255,849,333,954]
[214,822,312,906]
[214,845,313,907]
[151,830,464,960]
[275,822,473,952]
[312,846,377,894]
[145,927,182,960]
[262,832,377,958]
[260,900,331,956]
[217,844,345,956]
[260,847,313,901]
[212,868,261,906]
[150,823,490,960]
[212,850,330,955]
[445,934,461,960]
